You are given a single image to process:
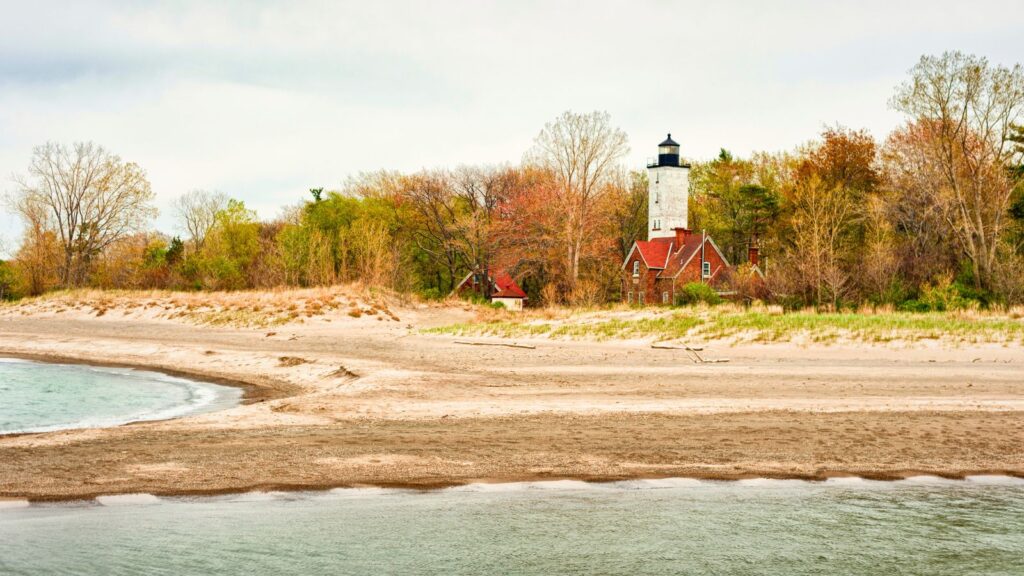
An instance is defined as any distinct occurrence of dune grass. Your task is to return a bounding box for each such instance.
[0,285,407,328]
[424,306,1024,344]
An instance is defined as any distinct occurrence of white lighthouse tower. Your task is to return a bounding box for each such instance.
[647,134,690,240]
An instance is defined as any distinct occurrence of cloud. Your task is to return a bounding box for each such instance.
[1,0,1022,243]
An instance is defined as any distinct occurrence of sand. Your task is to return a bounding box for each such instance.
[1,292,1022,501]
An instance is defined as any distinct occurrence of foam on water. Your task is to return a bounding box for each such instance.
[735,477,808,487]
[327,487,411,498]
[611,478,706,490]
[523,480,593,490]
[965,474,1024,485]
[96,494,161,506]
[0,500,31,510]
[900,475,962,485]
[447,481,539,493]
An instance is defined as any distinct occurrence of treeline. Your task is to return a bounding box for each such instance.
[3,52,1024,310]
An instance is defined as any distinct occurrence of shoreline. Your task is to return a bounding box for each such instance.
[2,295,1022,502]
[5,472,1024,506]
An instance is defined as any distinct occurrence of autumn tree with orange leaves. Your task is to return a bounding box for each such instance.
[525,111,629,299]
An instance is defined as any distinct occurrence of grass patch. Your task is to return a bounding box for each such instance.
[187,308,293,328]
[424,307,1024,345]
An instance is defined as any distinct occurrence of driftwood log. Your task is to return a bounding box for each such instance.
[454,340,536,350]
[650,343,703,351]
[650,342,728,364]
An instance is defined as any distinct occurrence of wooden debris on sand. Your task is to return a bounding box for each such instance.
[454,340,536,350]
[651,342,728,364]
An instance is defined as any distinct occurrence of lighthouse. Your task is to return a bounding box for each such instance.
[646,134,690,240]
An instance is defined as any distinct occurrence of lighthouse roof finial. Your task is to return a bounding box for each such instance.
[659,133,679,147]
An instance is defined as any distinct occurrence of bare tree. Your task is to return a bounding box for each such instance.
[787,174,857,308]
[402,171,462,291]
[12,142,156,287]
[450,165,519,292]
[526,110,629,287]
[173,189,229,252]
[891,52,1024,289]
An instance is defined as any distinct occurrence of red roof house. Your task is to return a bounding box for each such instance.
[455,268,528,310]
[622,227,755,305]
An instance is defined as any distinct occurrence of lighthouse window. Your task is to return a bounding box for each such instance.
[655,190,660,204]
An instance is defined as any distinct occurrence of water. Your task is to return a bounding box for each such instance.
[0,358,242,434]
[1,477,1022,575]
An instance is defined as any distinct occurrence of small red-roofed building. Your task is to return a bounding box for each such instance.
[454,268,528,311]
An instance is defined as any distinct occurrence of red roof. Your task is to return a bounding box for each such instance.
[633,237,675,269]
[626,232,729,279]
[658,238,703,278]
[491,270,527,299]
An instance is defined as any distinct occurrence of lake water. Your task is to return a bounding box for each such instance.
[0,358,241,434]
[1,477,1022,575]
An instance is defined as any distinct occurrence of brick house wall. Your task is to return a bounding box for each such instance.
[623,251,658,305]
[622,234,732,306]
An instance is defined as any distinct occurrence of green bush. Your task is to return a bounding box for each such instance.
[419,287,443,301]
[896,299,930,313]
[898,273,992,312]
[462,291,489,305]
[675,282,723,306]
[0,260,19,301]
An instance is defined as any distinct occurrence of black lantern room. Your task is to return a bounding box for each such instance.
[656,134,680,167]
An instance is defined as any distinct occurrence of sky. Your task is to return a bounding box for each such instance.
[2,0,1023,251]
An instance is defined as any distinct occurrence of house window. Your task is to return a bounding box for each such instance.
[662,291,669,304]
[638,292,645,305]
[627,291,633,304]
[632,261,640,277]
[702,261,711,278]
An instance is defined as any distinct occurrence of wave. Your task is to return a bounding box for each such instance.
[0,499,31,510]
[96,494,161,506]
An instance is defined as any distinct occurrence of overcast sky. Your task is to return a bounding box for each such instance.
[2,0,1023,249]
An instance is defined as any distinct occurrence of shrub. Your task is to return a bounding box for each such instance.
[0,260,19,300]
[898,274,989,312]
[419,287,443,301]
[461,291,490,305]
[675,282,722,306]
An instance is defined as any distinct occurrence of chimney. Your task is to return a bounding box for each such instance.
[673,227,692,246]
[748,244,760,267]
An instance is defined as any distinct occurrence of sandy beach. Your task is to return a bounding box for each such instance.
[1,290,1023,501]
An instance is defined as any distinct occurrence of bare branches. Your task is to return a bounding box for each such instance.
[173,190,229,252]
[12,142,156,287]
[526,111,629,286]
